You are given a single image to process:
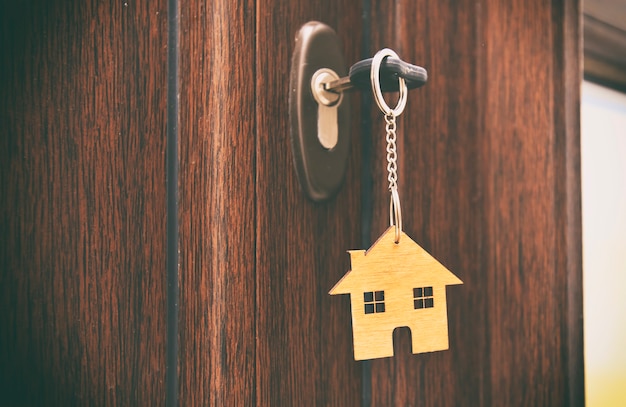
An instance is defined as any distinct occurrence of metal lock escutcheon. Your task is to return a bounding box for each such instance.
[289,21,350,202]
[289,22,428,202]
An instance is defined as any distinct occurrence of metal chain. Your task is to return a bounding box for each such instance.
[385,113,398,191]
[370,48,407,244]
[385,112,402,243]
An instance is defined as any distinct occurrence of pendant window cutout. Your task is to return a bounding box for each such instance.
[413,287,434,309]
[364,291,385,314]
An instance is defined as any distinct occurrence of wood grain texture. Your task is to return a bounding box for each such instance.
[255,2,364,405]
[368,0,583,405]
[178,2,365,404]
[0,0,582,405]
[0,1,168,405]
[176,0,257,405]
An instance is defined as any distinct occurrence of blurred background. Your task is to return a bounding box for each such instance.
[581,81,626,406]
[583,1,626,405]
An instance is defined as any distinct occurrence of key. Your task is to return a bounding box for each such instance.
[323,57,428,94]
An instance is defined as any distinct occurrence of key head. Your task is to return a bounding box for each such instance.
[349,57,428,92]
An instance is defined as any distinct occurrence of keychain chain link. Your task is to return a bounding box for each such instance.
[370,48,408,243]
[385,113,398,191]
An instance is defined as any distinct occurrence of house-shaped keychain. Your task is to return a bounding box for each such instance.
[329,226,463,361]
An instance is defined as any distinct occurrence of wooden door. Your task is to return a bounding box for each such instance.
[0,0,582,406]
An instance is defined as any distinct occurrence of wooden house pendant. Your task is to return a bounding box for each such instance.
[329,226,463,361]
[329,48,463,361]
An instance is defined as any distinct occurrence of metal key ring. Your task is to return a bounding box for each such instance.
[370,49,408,116]
[389,186,402,243]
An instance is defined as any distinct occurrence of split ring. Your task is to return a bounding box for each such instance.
[389,186,402,243]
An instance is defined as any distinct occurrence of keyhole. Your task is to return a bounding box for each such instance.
[311,68,343,150]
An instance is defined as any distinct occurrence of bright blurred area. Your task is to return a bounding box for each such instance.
[581,80,626,406]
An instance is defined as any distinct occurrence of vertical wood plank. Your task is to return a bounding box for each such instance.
[255,2,364,405]
[368,0,582,405]
[552,2,584,404]
[177,0,257,405]
[483,0,581,404]
[369,1,490,405]
[482,1,562,402]
[0,1,168,405]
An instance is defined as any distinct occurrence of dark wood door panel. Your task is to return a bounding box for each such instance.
[367,1,488,404]
[255,3,365,406]
[368,0,583,405]
[177,0,257,405]
[177,0,365,404]
[0,1,168,405]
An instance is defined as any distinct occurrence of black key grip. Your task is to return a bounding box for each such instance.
[349,57,428,92]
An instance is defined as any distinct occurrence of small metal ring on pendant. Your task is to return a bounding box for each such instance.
[389,187,402,243]
[370,49,408,117]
